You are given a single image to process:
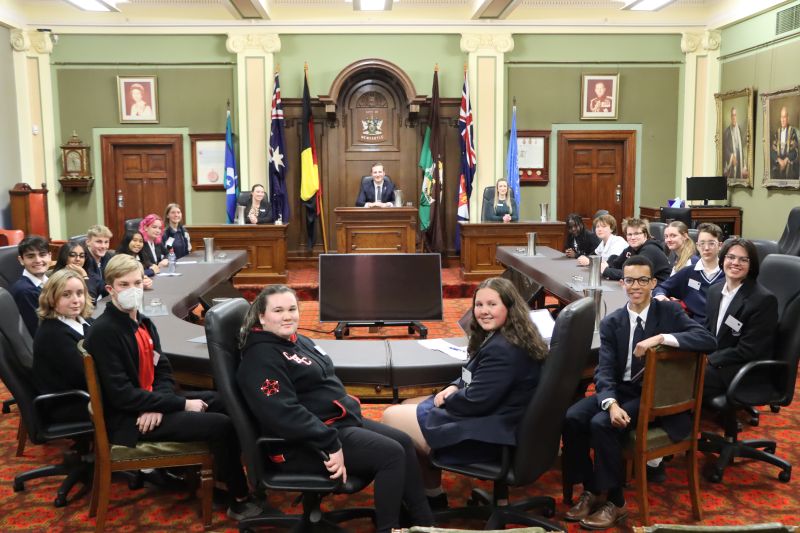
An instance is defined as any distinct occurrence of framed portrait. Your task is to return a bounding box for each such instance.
[517,130,550,185]
[581,74,619,120]
[714,88,754,188]
[762,85,800,189]
[190,134,226,190]
[117,76,158,123]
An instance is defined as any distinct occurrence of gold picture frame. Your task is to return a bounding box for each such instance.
[714,87,754,188]
[761,85,800,189]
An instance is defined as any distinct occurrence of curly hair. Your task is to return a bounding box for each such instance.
[466,277,548,361]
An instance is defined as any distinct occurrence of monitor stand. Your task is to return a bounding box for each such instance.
[334,321,428,340]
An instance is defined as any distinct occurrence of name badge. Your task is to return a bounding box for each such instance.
[165,237,175,248]
[314,344,327,356]
[687,278,701,290]
[461,367,472,386]
[153,350,161,365]
[724,315,743,333]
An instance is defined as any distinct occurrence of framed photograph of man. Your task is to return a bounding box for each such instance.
[762,86,800,189]
[117,76,158,124]
[581,74,619,120]
[714,88,754,188]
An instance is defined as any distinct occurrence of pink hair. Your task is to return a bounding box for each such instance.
[139,214,164,244]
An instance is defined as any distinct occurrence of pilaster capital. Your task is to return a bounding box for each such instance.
[703,30,721,51]
[11,29,54,54]
[226,33,281,54]
[460,33,514,54]
[10,29,29,52]
[680,32,702,54]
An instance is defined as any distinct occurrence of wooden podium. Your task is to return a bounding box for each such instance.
[10,183,50,238]
[459,221,566,280]
[187,224,288,284]
[334,207,418,253]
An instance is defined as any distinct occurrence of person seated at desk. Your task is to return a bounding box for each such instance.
[484,178,518,223]
[236,284,434,533]
[239,184,273,224]
[116,230,155,289]
[702,238,778,404]
[664,221,698,276]
[10,235,50,336]
[602,218,671,283]
[562,255,716,530]
[84,254,262,520]
[84,224,114,301]
[51,240,104,305]
[381,277,548,510]
[32,269,93,423]
[356,162,395,208]
[163,203,191,259]
[139,214,169,269]
[565,213,601,259]
[577,213,627,266]
[654,223,724,325]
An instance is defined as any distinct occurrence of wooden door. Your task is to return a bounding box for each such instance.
[101,135,184,242]
[557,131,636,225]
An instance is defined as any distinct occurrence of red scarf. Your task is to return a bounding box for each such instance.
[134,325,155,391]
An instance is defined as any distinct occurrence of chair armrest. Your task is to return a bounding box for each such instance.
[33,389,90,407]
[726,360,787,407]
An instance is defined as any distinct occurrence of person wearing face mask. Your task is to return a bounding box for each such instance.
[84,254,264,520]
[138,214,169,269]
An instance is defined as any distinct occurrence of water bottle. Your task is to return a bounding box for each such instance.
[167,248,176,274]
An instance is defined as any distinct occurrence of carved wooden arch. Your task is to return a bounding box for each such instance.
[319,58,425,109]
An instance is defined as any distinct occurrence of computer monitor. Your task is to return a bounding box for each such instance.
[686,176,727,205]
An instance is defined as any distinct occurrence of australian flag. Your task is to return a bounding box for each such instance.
[269,73,289,223]
[456,71,476,253]
[224,106,238,223]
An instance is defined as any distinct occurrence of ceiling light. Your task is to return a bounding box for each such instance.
[353,0,393,11]
[64,0,119,11]
[622,0,676,11]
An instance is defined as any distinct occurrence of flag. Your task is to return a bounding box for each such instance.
[268,72,289,223]
[455,71,476,253]
[419,68,445,254]
[224,106,238,223]
[300,69,320,251]
[506,104,520,210]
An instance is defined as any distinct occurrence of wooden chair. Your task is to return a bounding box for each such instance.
[79,341,214,531]
[623,347,706,526]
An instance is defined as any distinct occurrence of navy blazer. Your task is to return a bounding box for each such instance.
[10,276,41,336]
[704,279,778,378]
[595,298,717,441]
[355,177,395,207]
[239,197,272,224]
[140,241,166,266]
[420,332,542,449]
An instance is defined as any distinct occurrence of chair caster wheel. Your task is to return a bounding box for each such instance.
[709,471,723,483]
[748,417,759,427]
[54,495,67,507]
[13,480,24,492]
[770,404,780,413]
[779,471,791,483]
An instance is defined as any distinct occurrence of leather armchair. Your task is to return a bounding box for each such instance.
[752,206,800,259]
[649,221,667,243]
[0,245,23,290]
[481,186,495,222]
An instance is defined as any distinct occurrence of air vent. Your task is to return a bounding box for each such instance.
[776,4,800,36]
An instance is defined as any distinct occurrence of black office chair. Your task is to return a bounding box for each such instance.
[698,254,800,483]
[752,207,800,259]
[237,191,252,207]
[0,245,23,290]
[124,218,142,236]
[0,288,94,507]
[661,207,693,227]
[481,186,496,222]
[649,221,667,244]
[204,298,375,531]
[688,228,699,243]
[430,297,596,530]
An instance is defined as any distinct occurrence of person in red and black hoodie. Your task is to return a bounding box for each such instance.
[237,285,434,533]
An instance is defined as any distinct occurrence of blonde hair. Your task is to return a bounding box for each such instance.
[493,179,514,215]
[164,203,183,223]
[667,221,696,271]
[103,254,144,287]
[87,224,112,240]
[38,269,94,320]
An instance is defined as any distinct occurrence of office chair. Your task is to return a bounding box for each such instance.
[687,228,699,243]
[648,221,667,244]
[124,218,143,236]
[0,245,23,290]
[431,297,595,530]
[660,208,693,228]
[237,191,252,207]
[481,186,496,222]
[698,254,800,483]
[205,298,375,531]
[752,206,800,259]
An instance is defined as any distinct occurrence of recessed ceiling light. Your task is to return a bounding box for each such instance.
[622,0,676,11]
[353,0,393,11]
[64,0,119,12]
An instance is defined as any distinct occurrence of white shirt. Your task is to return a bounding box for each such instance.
[716,282,743,335]
[594,235,627,261]
[22,269,47,288]
[695,259,721,282]
[146,241,158,262]
[57,315,89,336]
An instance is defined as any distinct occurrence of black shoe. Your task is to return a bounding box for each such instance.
[227,496,267,521]
[427,492,448,511]
[646,462,666,483]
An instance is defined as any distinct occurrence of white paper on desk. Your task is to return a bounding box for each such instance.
[177,260,198,264]
[187,335,207,344]
[529,309,555,343]
[156,272,183,277]
[418,339,468,361]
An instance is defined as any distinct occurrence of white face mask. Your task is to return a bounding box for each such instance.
[115,287,144,311]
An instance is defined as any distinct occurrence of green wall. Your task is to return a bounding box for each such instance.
[721,8,800,239]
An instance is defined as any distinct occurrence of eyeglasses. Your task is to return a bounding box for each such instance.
[724,254,750,264]
[696,241,719,249]
[626,232,645,237]
[622,276,653,287]
[68,253,86,259]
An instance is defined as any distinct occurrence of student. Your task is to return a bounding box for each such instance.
[654,223,725,325]
[381,277,548,510]
[11,235,51,336]
[702,238,778,403]
[139,214,169,269]
[602,218,671,283]
[163,203,191,259]
[84,254,261,520]
[664,221,698,275]
[237,285,434,533]
[562,255,716,530]
[565,213,601,259]
[51,240,104,304]
[84,224,114,300]
[577,213,627,265]
[117,230,159,278]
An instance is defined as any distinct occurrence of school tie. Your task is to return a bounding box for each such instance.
[630,316,645,381]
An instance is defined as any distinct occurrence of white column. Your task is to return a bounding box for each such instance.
[226,33,280,192]
[461,33,514,222]
[10,29,62,237]
[678,30,721,197]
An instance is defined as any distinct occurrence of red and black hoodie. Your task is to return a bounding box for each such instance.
[237,330,362,459]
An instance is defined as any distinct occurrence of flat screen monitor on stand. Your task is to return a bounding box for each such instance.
[686,176,728,206]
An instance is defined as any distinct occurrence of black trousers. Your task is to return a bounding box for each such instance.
[138,390,249,500]
[702,363,739,404]
[275,419,434,533]
[562,387,641,493]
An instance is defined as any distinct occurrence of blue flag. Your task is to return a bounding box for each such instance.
[506,104,519,209]
[224,107,238,223]
[269,73,289,223]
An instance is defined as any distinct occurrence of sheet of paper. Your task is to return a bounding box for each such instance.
[156,272,183,277]
[529,309,556,341]
[177,260,198,264]
[418,339,468,361]
[187,335,207,344]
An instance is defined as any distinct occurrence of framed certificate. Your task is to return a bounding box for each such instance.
[517,130,550,185]
[190,133,226,190]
